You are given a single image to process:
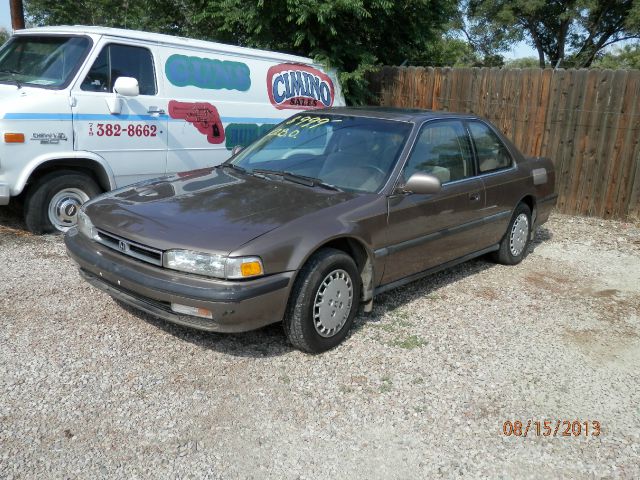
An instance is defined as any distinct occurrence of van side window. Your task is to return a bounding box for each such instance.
[468,121,512,173]
[81,44,156,95]
[404,120,473,185]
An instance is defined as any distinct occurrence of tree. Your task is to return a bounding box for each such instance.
[466,0,640,68]
[190,0,457,102]
[592,42,640,68]
[24,0,193,35]
[504,57,541,68]
[25,0,457,103]
[0,28,10,45]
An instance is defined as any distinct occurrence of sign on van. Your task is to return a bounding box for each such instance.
[267,64,335,110]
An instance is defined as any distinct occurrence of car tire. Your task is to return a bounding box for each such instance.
[491,203,532,265]
[284,248,361,353]
[24,171,101,234]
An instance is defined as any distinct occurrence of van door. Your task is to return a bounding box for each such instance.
[71,41,168,187]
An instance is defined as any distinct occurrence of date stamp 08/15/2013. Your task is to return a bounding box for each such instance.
[502,420,601,438]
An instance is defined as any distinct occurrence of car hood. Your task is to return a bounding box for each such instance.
[86,167,357,254]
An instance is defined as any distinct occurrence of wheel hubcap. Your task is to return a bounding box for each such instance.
[509,213,529,256]
[48,188,90,232]
[313,269,353,338]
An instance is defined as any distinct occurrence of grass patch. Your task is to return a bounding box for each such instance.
[379,376,393,393]
[390,334,427,350]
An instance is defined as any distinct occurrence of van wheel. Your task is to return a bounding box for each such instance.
[24,171,101,234]
[490,203,532,265]
[284,248,361,353]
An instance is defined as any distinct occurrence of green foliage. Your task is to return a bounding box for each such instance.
[191,0,457,103]
[592,43,640,69]
[0,28,9,46]
[24,0,187,34]
[466,0,640,68]
[24,0,457,104]
[504,57,541,68]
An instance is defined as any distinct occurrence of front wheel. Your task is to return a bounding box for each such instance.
[491,203,532,265]
[24,171,101,234]
[284,248,361,353]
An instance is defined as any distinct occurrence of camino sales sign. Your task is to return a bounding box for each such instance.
[267,64,335,110]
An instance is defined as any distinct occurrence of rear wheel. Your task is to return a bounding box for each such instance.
[284,248,361,353]
[491,203,532,265]
[24,171,101,234]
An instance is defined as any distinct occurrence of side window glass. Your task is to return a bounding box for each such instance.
[404,121,473,184]
[81,47,108,92]
[468,122,512,173]
[81,44,156,95]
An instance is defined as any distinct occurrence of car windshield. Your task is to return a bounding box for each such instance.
[0,35,91,88]
[230,113,412,193]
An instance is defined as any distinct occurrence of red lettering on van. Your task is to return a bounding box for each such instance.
[168,101,225,144]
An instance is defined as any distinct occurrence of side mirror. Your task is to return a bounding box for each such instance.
[113,76,139,97]
[231,145,244,156]
[401,172,441,195]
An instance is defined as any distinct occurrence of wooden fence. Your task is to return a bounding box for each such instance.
[368,66,640,219]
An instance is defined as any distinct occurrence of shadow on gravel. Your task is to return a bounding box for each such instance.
[116,301,294,358]
[5,197,554,357]
[349,258,496,337]
[348,224,554,337]
[0,204,27,231]
[115,225,555,357]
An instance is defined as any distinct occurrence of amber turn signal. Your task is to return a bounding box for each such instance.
[240,261,263,277]
[4,133,25,143]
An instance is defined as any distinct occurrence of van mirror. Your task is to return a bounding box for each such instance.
[113,77,139,97]
[231,145,244,156]
[401,172,441,195]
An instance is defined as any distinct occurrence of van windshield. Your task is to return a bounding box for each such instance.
[0,35,91,89]
[230,114,412,193]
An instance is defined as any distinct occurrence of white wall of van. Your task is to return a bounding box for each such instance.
[0,26,345,233]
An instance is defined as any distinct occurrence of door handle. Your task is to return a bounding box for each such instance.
[147,107,165,115]
[469,192,481,201]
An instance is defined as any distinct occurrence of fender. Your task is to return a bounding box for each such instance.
[14,150,116,196]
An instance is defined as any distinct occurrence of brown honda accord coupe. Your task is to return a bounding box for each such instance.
[65,108,556,353]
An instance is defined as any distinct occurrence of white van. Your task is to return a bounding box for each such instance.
[0,26,345,232]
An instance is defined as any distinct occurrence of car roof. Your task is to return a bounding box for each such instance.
[320,107,479,123]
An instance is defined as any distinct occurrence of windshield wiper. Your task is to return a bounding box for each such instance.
[0,69,22,88]
[252,169,343,192]
[222,163,270,180]
[222,163,246,173]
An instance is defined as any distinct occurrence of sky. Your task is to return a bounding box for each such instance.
[1,0,10,32]
[0,1,540,59]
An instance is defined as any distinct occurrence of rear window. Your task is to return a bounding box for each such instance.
[468,121,513,173]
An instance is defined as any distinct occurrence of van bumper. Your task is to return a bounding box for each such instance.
[64,229,294,333]
[0,184,9,205]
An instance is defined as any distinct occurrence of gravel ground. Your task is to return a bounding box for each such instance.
[1,205,639,479]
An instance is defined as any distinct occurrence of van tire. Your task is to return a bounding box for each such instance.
[24,171,101,234]
[283,248,361,353]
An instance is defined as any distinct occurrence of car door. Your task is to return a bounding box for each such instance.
[71,41,168,187]
[466,120,519,246]
[381,119,486,284]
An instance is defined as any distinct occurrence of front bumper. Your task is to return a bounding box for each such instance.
[64,229,294,333]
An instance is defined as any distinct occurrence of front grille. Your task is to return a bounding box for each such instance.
[95,229,163,266]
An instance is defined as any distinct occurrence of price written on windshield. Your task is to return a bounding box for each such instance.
[90,123,158,137]
[266,115,333,139]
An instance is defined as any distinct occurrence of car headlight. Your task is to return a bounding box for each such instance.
[77,209,99,240]
[163,250,264,280]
